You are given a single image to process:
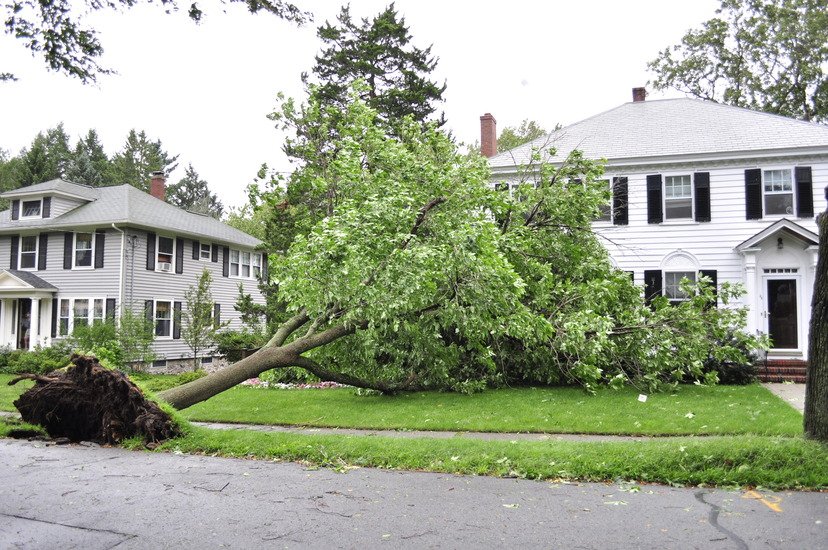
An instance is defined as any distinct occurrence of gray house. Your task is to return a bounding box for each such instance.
[0,174,266,370]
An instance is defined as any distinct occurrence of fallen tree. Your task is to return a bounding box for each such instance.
[158,86,763,410]
[11,355,179,443]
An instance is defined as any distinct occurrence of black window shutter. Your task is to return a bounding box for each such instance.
[42,197,51,218]
[745,169,763,220]
[646,175,663,224]
[10,235,18,270]
[693,172,711,222]
[11,200,19,221]
[211,243,219,263]
[173,301,182,339]
[175,237,184,274]
[145,300,154,324]
[37,233,47,270]
[795,167,813,218]
[51,298,58,338]
[63,233,73,269]
[105,298,116,320]
[626,271,635,282]
[261,252,269,281]
[612,177,628,225]
[94,230,105,269]
[146,232,156,271]
[644,270,662,305]
[700,269,718,307]
[222,246,230,277]
[192,240,200,260]
[213,303,221,328]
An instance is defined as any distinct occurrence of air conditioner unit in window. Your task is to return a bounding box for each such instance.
[157,262,172,272]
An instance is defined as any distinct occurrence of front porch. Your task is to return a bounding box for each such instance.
[0,270,56,350]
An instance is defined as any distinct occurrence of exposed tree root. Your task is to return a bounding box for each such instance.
[10,355,179,444]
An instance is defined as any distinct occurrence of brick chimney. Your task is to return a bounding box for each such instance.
[150,171,166,201]
[480,113,497,158]
[632,87,647,102]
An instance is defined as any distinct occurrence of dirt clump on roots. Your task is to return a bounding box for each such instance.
[9,354,180,445]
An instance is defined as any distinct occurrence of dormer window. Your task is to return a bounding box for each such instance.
[21,199,42,219]
[156,236,175,272]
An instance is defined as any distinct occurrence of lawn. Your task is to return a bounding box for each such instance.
[181,384,804,437]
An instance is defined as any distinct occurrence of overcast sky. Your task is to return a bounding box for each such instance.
[0,0,719,210]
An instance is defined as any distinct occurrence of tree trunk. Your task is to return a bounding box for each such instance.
[158,345,298,410]
[804,207,828,441]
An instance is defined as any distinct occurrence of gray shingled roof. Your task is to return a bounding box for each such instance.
[489,98,828,169]
[2,179,100,200]
[3,270,58,290]
[0,182,260,247]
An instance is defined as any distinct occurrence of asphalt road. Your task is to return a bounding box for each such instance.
[1,439,825,549]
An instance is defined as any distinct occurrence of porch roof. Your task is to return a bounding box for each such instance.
[0,270,57,294]
[734,219,819,253]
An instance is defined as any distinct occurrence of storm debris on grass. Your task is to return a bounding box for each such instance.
[9,354,179,445]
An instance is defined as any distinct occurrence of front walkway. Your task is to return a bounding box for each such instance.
[763,383,806,413]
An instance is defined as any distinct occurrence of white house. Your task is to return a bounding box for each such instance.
[485,88,828,375]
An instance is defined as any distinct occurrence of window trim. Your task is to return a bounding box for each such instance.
[72,232,95,269]
[153,299,174,339]
[662,173,694,221]
[761,167,795,217]
[155,235,176,273]
[20,198,43,219]
[57,297,105,337]
[199,242,212,262]
[18,235,39,271]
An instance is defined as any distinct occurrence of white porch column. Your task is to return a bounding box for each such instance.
[740,248,761,335]
[28,298,40,350]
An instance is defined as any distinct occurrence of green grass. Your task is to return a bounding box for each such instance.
[0,374,32,412]
[145,425,827,490]
[181,384,803,437]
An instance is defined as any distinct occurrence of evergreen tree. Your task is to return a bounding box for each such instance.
[44,123,73,177]
[18,134,54,186]
[65,150,103,186]
[110,129,179,190]
[166,164,223,218]
[73,129,113,186]
[304,3,446,129]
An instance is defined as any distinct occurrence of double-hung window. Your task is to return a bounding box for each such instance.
[253,254,262,278]
[154,300,172,338]
[241,252,251,278]
[199,242,212,261]
[664,175,693,220]
[74,232,94,268]
[763,169,793,215]
[19,235,38,270]
[58,297,104,336]
[230,250,240,276]
[156,236,174,272]
[663,271,696,302]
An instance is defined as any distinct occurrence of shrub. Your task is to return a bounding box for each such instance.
[0,342,73,375]
[259,366,320,385]
[215,329,268,363]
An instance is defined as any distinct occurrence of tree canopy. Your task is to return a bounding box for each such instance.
[2,0,310,83]
[497,120,548,153]
[167,164,224,218]
[303,3,446,128]
[648,0,828,122]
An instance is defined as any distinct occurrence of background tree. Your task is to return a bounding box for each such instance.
[2,0,310,83]
[181,269,226,370]
[166,164,224,218]
[497,120,548,153]
[804,189,828,441]
[648,0,828,122]
[67,129,113,186]
[109,129,179,190]
[304,3,446,129]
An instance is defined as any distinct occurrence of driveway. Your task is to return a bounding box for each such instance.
[1,439,825,549]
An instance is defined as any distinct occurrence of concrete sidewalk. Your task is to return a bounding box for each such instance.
[763,383,806,413]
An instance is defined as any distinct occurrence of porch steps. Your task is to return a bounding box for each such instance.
[756,359,808,383]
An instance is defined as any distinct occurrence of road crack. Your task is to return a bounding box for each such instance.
[694,491,748,550]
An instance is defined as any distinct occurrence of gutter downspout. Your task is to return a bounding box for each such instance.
[112,223,125,324]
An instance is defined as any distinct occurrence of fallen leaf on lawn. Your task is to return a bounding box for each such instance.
[450,456,460,462]
[684,412,695,419]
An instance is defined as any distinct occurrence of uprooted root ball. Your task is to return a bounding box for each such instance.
[10,354,180,444]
